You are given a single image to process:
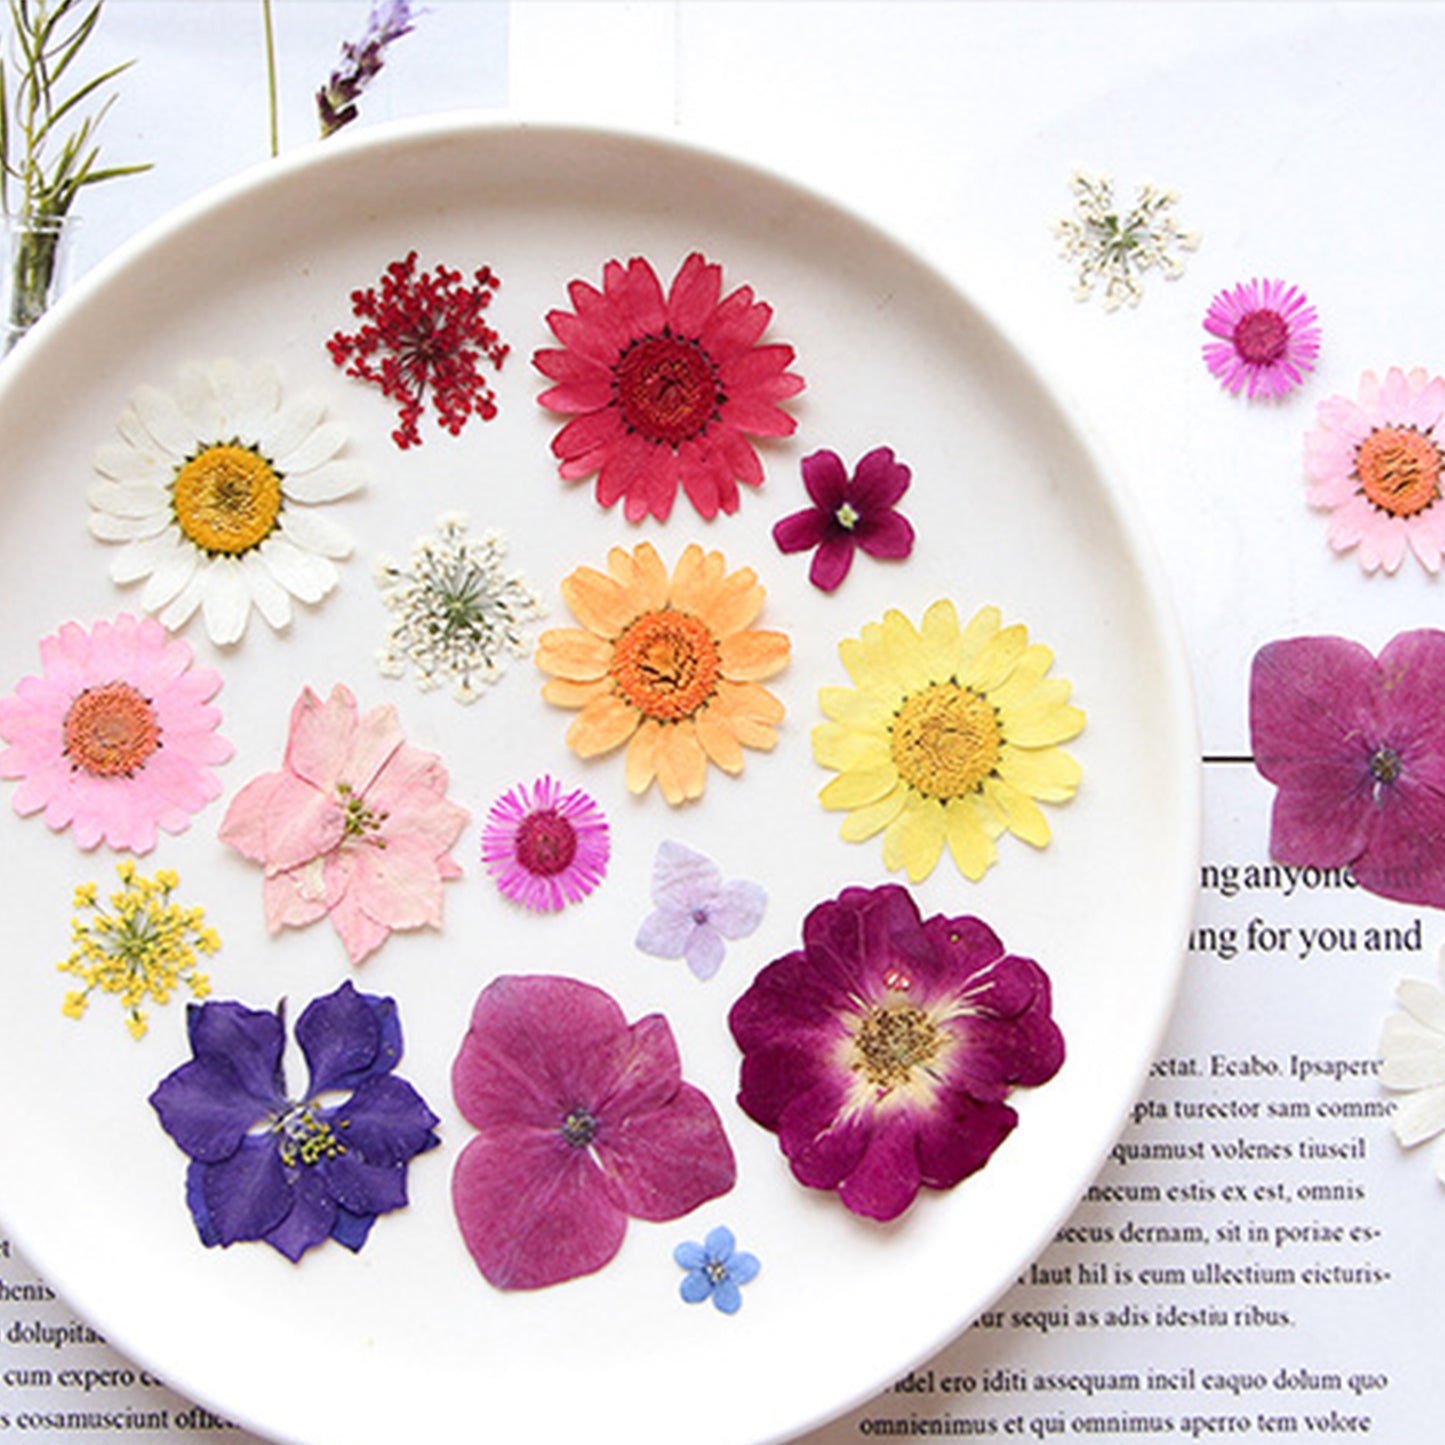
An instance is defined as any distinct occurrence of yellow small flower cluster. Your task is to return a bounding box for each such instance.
[59,860,220,1039]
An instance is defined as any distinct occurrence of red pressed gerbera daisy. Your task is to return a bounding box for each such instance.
[533,252,805,523]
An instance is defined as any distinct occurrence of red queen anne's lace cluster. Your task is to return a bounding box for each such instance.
[328,251,509,449]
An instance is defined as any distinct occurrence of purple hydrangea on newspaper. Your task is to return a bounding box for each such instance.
[1250,630,1445,908]
[149,980,439,1261]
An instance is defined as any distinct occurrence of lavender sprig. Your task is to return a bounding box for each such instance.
[316,0,421,138]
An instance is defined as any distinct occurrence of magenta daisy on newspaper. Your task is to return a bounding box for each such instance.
[1201,277,1320,400]
[0,614,231,853]
[1305,366,1445,573]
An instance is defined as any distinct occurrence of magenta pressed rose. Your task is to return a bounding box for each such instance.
[1250,630,1445,907]
[728,883,1063,1222]
[451,974,736,1290]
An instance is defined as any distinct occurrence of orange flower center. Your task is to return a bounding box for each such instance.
[1357,426,1441,518]
[852,1002,940,1093]
[1233,308,1288,365]
[173,443,283,554]
[63,681,161,777]
[614,334,721,447]
[610,608,722,722]
[891,681,1001,800]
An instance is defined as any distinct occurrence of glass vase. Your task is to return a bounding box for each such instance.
[4,213,78,353]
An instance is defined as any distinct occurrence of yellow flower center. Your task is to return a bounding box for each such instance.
[173,443,283,554]
[63,681,161,777]
[852,1002,940,1093]
[610,608,722,722]
[1357,426,1441,519]
[890,681,1001,799]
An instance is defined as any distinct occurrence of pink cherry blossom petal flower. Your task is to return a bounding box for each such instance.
[220,684,467,964]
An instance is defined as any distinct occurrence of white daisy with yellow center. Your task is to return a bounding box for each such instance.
[88,359,365,645]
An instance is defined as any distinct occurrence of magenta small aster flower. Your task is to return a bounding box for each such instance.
[1250,630,1445,908]
[480,775,609,912]
[1202,277,1320,399]
[1305,366,1445,573]
[772,446,915,592]
[729,884,1064,1222]
[451,974,736,1290]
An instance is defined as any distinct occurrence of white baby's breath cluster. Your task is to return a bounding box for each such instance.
[1053,170,1201,311]
[374,513,544,703]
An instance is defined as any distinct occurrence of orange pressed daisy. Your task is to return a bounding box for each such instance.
[536,543,790,804]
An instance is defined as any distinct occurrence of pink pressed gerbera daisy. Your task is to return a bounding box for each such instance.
[0,614,232,852]
[480,775,610,912]
[1305,366,1445,574]
[533,252,805,523]
[1202,277,1320,399]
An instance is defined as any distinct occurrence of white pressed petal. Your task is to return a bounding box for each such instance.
[108,531,182,585]
[139,535,200,609]
[88,508,171,543]
[93,441,170,485]
[131,383,204,458]
[282,458,366,503]
[280,506,353,559]
[116,403,182,461]
[1391,1083,1445,1148]
[1397,978,1445,1034]
[259,533,337,604]
[1379,1014,1445,1088]
[201,557,252,645]
[86,480,171,520]
[172,363,224,439]
[277,419,348,475]
[255,387,324,461]
[241,551,294,630]
[159,569,208,630]
[221,359,283,440]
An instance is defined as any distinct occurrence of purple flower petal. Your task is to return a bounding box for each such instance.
[261,1166,339,1263]
[855,508,916,560]
[335,1073,440,1164]
[708,879,767,938]
[799,448,849,510]
[808,535,856,592]
[650,840,722,911]
[635,907,698,958]
[200,1137,294,1246]
[772,507,830,554]
[296,980,391,1095]
[150,1057,275,1165]
[684,926,725,980]
[849,445,911,511]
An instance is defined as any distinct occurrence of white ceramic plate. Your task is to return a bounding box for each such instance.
[0,119,1198,1445]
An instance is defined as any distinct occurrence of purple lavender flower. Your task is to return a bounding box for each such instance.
[149,981,439,1261]
[317,1,422,137]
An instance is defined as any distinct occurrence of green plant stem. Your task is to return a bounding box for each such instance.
[262,0,278,158]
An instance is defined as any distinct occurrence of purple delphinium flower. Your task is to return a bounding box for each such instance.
[451,974,736,1290]
[635,841,765,981]
[729,884,1064,1223]
[149,981,439,1262]
[675,1225,760,1314]
[317,0,422,137]
[772,446,915,592]
[1250,631,1445,907]
[481,775,610,912]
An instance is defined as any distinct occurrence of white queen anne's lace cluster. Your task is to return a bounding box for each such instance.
[1053,170,1200,310]
[374,514,544,703]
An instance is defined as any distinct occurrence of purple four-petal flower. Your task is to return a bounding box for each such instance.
[772,446,915,592]
[149,980,440,1262]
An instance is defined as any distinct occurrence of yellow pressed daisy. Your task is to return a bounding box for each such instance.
[536,542,790,805]
[814,600,1084,882]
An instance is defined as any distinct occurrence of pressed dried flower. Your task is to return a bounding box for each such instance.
[316,0,421,138]
[535,542,789,805]
[375,514,544,701]
[674,1225,759,1314]
[729,884,1064,1221]
[1053,170,1199,310]
[329,251,508,449]
[59,861,219,1039]
[1305,366,1445,573]
[0,613,232,853]
[534,252,804,522]
[480,775,610,913]
[1202,277,1320,400]
[815,600,1083,882]
[1379,954,1445,1183]
[635,841,765,980]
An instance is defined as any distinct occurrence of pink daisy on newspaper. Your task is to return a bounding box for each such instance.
[1305,366,1445,573]
[533,252,805,522]
[1201,277,1320,400]
[0,614,231,853]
